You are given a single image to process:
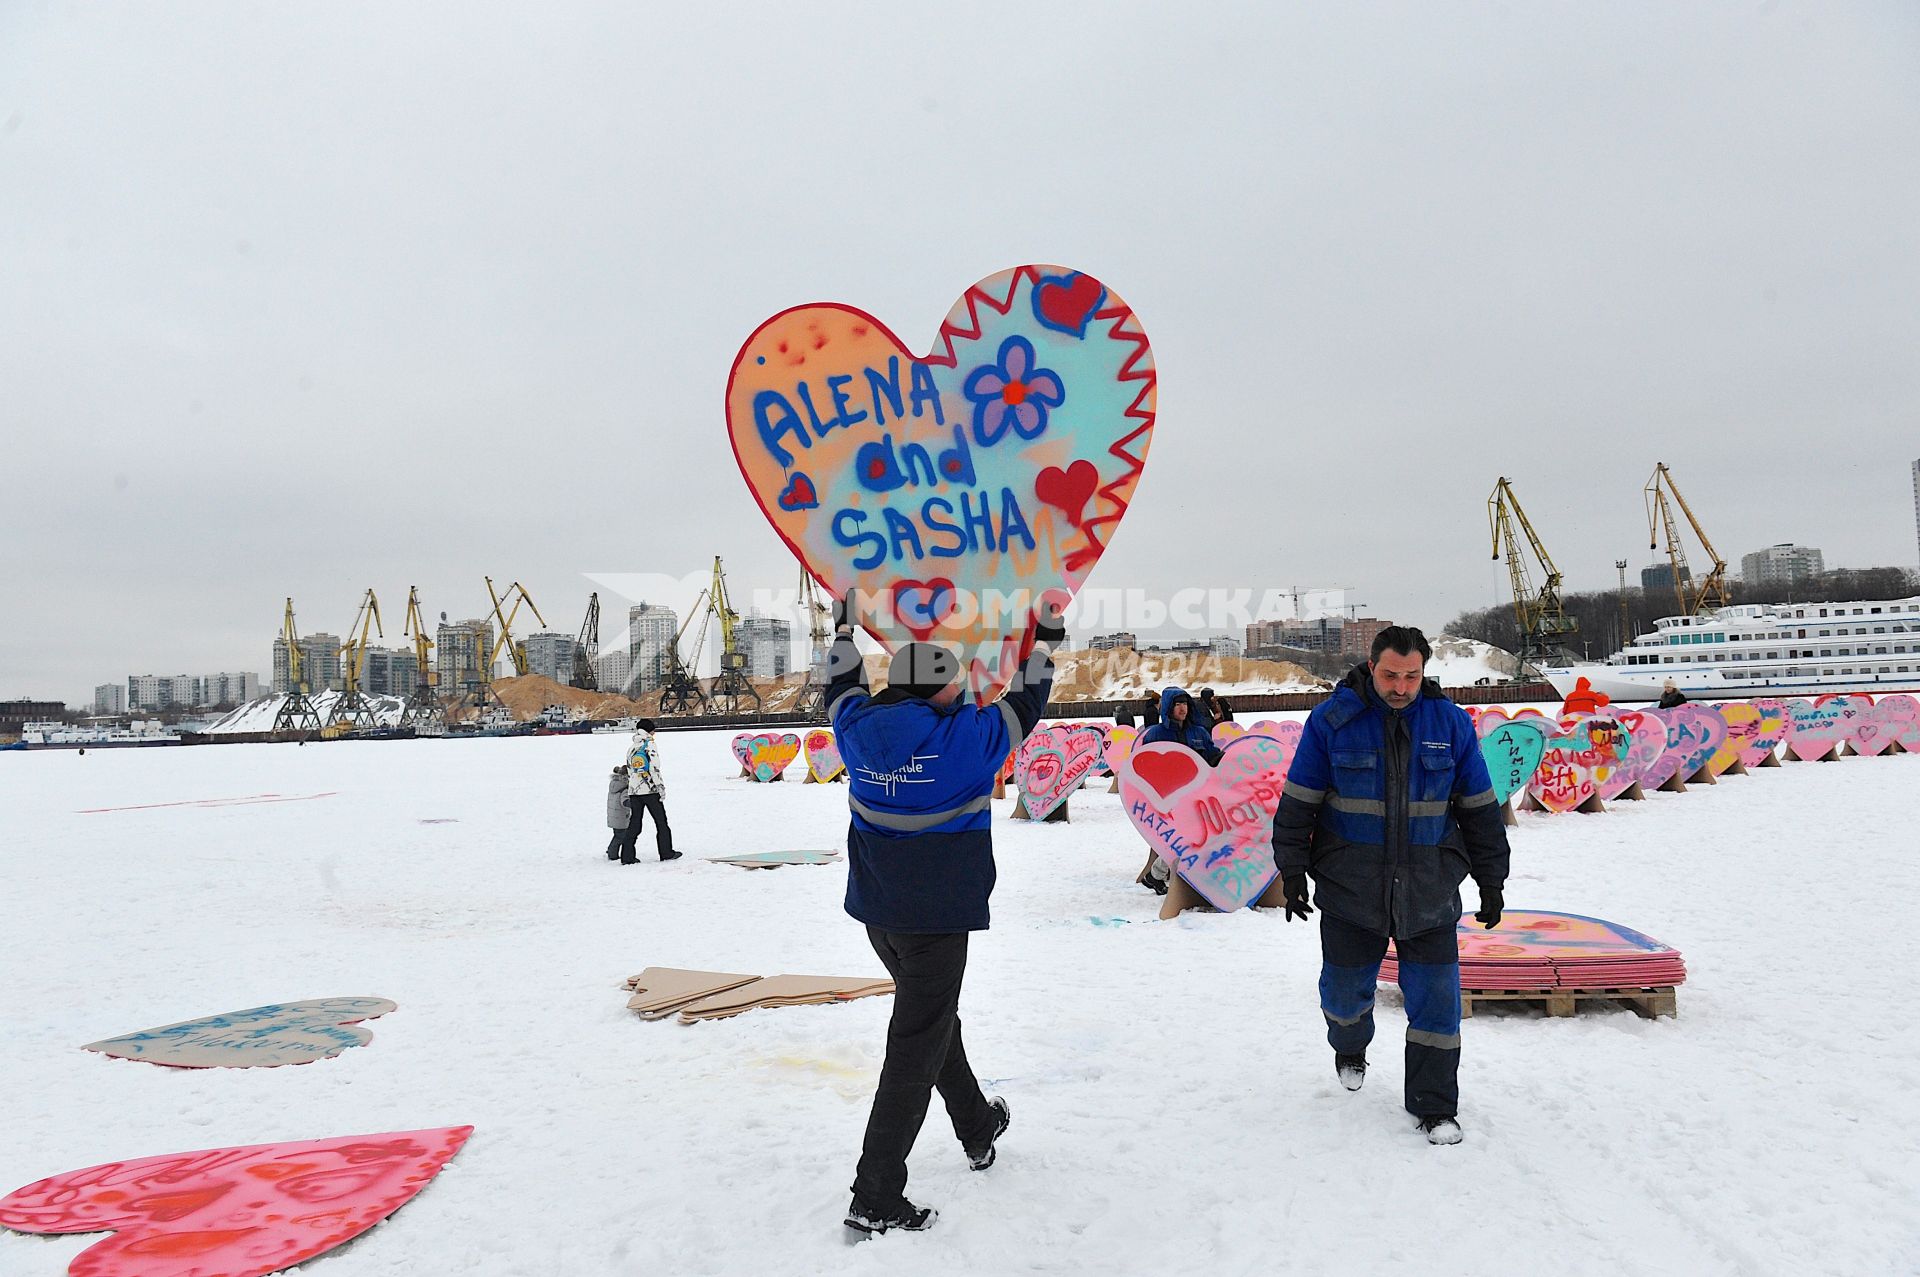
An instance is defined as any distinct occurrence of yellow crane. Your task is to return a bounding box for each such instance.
[707,555,760,714]
[1645,462,1729,616]
[1488,477,1579,671]
[272,598,322,734]
[485,577,546,677]
[327,589,385,734]
[655,592,712,714]
[401,586,441,728]
[794,569,832,717]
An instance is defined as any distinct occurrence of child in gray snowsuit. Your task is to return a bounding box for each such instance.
[605,766,633,861]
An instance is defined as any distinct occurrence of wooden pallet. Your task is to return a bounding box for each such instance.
[1460,985,1677,1020]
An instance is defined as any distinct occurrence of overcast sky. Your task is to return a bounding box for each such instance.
[5,2,1918,705]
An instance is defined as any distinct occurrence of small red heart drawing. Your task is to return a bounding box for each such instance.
[777,472,818,511]
[0,1126,472,1277]
[891,578,957,640]
[1033,271,1107,337]
[1035,460,1100,527]
[1130,748,1200,805]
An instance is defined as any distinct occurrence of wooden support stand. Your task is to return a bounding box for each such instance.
[1684,765,1717,786]
[1157,870,1288,920]
[1500,800,1518,827]
[1612,782,1646,802]
[1461,985,1678,1019]
[1757,749,1782,767]
[1010,794,1069,822]
[1659,773,1688,793]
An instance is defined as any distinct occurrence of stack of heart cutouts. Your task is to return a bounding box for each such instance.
[1783,697,1850,762]
[1015,723,1105,820]
[746,732,802,782]
[1115,734,1296,914]
[1526,717,1627,813]
[803,729,845,783]
[727,264,1155,703]
[1854,693,1920,757]
[1478,718,1550,806]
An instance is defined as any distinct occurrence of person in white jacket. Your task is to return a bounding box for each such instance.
[614,719,679,864]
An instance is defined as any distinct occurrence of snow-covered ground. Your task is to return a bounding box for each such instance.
[1427,635,1518,687]
[2,728,1917,1275]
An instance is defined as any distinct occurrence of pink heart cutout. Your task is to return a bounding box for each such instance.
[803,729,845,781]
[1117,736,1295,911]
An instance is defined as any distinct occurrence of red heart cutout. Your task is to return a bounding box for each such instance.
[1034,271,1107,337]
[0,1127,471,1277]
[1035,459,1100,527]
[1131,749,1200,804]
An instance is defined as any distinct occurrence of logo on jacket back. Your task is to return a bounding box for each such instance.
[855,754,939,797]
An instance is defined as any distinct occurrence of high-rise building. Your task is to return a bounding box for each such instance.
[521,632,579,684]
[271,633,342,694]
[358,648,418,698]
[1339,617,1391,661]
[627,603,679,694]
[434,619,494,696]
[1089,631,1139,651]
[1739,543,1825,589]
[199,672,261,706]
[1640,562,1690,596]
[127,674,196,711]
[1209,635,1243,659]
[1244,620,1289,653]
[595,649,631,696]
[734,613,791,679]
[94,683,125,715]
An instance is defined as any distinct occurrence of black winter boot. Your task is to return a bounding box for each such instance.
[965,1096,1011,1170]
[844,1194,937,1239]
[1336,1053,1367,1092]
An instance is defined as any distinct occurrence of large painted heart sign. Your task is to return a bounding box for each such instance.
[0,1126,472,1277]
[803,729,846,782]
[728,265,1155,701]
[1479,719,1548,805]
[746,732,801,782]
[1116,736,1294,912]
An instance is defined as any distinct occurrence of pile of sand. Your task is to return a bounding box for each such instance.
[1048,646,1327,701]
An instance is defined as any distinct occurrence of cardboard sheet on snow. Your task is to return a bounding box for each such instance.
[706,849,843,868]
[676,975,895,1023]
[82,997,397,1068]
[624,968,761,1019]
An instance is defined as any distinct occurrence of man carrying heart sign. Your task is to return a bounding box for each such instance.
[1270,626,1510,1146]
[827,589,1059,1239]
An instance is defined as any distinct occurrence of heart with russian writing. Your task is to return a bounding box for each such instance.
[1479,719,1549,805]
[1116,735,1294,912]
[0,1126,472,1277]
[1017,740,1101,820]
[1815,693,1875,755]
[1662,704,1729,779]
[1714,702,1775,771]
[1737,699,1792,767]
[803,729,845,782]
[747,732,801,782]
[82,998,397,1070]
[1783,698,1849,761]
[727,265,1155,702]
[1857,693,1920,756]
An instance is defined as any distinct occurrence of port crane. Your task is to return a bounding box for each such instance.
[1488,477,1579,672]
[793,569,832,718]
[653,598,711,715]
[707,556,760,714]
[1645,462,1729,617]
[401,587,442,729]
[271,598,323,734]
[572,593,600,692]
[327,588,385,733]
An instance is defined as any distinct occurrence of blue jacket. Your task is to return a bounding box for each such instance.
[828,635,1053,933]
[1137,686,1222,764]
[1271,665,1509,937]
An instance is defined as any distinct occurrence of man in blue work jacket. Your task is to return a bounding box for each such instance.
[1270,625,1510,1145]
[827,591,1059,1237]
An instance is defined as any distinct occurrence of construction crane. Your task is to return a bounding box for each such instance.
[327,588,385,733]
[571,593,600,692]
[1645,462,1729,617]
[707,556,760,714]
[1488,477,1579,672]
[652,593,711,715]
[793,570,832,718]
[484,576,546,678]
[401,587,442,729]
[272,598,322,734]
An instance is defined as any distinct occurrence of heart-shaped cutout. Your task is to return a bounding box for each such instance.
[1660,704,1729,779]
[1857,693,1920,756]
[1526,718,1625,813]
[0,1127,472,1277]
[730,733,755,769]
[1479,719,1549,805]
[1117,735,1294,911]
[1103,724,1139,769]
[727,265,1155,701]
[747,732,801,782]
[82,998,397,1069]
[1015,724,1104,818]
[1601,710,1668,799]
[803,730,845,782]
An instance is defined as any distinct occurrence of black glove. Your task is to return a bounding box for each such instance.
[1032,597,1067,644]
[1474,883,1504,930]
[832,590,856,634]
[1282,872,1313,922]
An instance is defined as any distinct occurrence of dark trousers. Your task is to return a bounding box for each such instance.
[612,794,672,862]
[851,927,996,1207]
[1318,912,1462,1117]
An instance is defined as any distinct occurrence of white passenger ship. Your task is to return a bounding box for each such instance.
[1546,596,1920,702]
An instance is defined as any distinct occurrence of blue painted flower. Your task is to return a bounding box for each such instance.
[963,336,1064,445]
